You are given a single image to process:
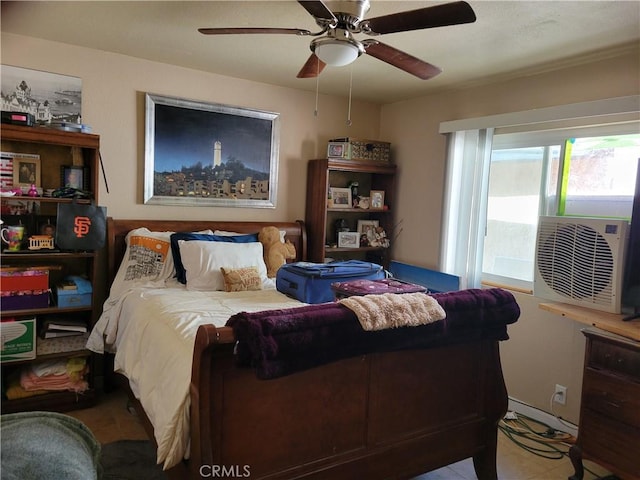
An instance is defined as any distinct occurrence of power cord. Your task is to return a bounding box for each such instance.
[499,412,571,460]
[499,411,605,478]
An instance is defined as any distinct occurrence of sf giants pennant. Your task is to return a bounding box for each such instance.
[56,202,106,250]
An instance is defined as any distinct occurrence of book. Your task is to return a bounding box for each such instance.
[58,280,78,290]
[41,330,85,339]
[42,319,87,333]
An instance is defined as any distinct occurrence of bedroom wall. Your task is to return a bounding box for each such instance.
[1,32,382,223]
[379,43,640,424]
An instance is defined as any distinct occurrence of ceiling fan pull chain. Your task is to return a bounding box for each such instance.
[346,65,353,126]
[314,59,320,117]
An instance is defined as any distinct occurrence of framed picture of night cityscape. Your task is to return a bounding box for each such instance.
[143,93,280,207]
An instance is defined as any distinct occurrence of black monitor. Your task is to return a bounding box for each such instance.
[622,158,640,320]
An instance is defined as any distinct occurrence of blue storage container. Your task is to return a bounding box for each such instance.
[56,276,92,308]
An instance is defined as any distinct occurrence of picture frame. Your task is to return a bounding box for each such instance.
[61,165,87,190]
[12,154,41,188]
[337,231,359,248]
[38,217,56,238]
[1,65,82,125]
[327,142,349,159]
[144,93,280,208]
[370,190,385,210]
[357,219,379,244]
[329,187,352,209]
[356,196,370,209]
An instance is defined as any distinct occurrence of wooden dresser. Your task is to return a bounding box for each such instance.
[569,328,640,480]
[538,303,640,479]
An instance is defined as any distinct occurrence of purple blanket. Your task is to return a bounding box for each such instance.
[226,288,520,379]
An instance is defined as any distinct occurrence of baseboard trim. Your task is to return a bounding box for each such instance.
[507,397,578,438]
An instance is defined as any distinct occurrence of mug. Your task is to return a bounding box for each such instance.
[1,225,25,251]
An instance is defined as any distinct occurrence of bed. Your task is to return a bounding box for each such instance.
[89,218,520,480]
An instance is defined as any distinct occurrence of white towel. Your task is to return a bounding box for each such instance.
[339,292,446,331]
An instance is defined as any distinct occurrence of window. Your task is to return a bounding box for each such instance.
[439,96,640,291]
[483,146,560,284]
[483,135,639,288]
[560,136,639,218]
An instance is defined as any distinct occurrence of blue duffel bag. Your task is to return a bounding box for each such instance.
[276,260,385,304]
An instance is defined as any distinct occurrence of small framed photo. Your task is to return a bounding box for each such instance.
[13,155,41,187]
[61,165,87,190]
[357,220,379,243]
[327,142,349,159]
[38,218,56,237]
[329,187,352,209]
[338,231,359,248]
[356,196,370,209]
[370,190,385,210]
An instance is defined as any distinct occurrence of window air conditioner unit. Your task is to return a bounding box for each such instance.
[534,216,629,313]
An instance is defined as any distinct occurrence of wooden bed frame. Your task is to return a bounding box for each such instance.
[106,218,509,480]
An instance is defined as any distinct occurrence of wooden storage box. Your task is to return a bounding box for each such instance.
[328,138,391,163]
[1,317,36,362]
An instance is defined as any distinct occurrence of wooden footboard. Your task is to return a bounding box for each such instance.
[185,324,508,480]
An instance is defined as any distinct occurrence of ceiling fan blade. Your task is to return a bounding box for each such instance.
[297,54,327,78]
[297,1,337,23]
[365,1,476,35]
[363,41,442,80]
[199,27,310,35]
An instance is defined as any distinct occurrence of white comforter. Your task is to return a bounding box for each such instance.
[87,284,303,469]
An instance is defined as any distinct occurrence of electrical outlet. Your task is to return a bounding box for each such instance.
[554,384,567,405]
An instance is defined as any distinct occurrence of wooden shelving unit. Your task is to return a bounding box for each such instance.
[1,124,101,413]
[305,158,396,267]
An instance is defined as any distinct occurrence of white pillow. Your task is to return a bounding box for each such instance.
[109,228,212,297]
[179,240,268,291]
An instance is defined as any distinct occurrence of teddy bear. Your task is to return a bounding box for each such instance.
[258,226,296,278]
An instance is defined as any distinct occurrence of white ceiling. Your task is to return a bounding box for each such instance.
[2,1,639,104]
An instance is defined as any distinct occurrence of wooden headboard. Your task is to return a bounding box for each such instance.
[106,218,307,285]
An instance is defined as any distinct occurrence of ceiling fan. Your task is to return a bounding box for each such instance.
[199,0,476,80]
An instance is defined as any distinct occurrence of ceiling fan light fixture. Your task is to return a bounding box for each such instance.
[312,37,363,67]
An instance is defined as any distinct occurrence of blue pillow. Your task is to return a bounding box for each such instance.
[170,232,259,284]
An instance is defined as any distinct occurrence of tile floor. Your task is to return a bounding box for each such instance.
[67,388,614,480]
